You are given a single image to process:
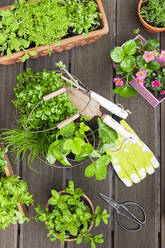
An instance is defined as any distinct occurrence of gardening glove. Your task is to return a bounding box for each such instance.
[108,120,159,187]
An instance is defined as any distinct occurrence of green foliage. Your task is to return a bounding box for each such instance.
[0,175,33,230]
[0,147,7,174]
[2,67,77,166]
[110,40,137,72]
[0,0,101,59]
[110,35,165,98]
[145,68,165,97]
[47,118,118,180]
[140,0,165,28]
[35,181,109,247]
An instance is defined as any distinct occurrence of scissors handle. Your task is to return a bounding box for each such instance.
[116,202,146,232]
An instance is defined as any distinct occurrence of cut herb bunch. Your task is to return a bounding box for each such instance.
[0,147,33,230]
[0,0,101,61]
[2,67,78,165]
[35,180,110,247]
[140,0,165,28]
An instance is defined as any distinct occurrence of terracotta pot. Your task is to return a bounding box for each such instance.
[0,140,27,216]
[0,0,109,65]
[46,190,95,242]
[129,35,165,107]
[138,0,165,33]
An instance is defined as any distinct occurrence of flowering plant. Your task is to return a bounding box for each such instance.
[110,35,165,98]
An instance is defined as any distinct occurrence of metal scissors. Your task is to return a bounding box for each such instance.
[99,193,146,232]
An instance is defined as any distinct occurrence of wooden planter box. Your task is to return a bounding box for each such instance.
[0,142,27,216]
[0,0,109,65]
[129,35,165,107]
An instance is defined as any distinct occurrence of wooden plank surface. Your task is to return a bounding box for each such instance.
[67,0,115,247]
[0,62,23,248]
[19,53,70,248]
[0,0,164,248]
[160,34,165,248]
[114,1,160,248]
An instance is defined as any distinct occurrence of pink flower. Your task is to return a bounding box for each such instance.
[136,70,147,80]
[160,90,165,95]
[135,77,145,85]
[159,50,165,61]
[143,51,155,63]
[113,77,123,87]
[151,80,160,88]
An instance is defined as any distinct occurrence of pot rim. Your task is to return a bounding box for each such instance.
[138,0,165,32]
[46,190,95,242]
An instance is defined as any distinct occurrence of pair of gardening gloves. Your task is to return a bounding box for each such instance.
[108,119,159,187]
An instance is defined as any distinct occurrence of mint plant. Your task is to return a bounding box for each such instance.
[110,34,165,98]
[140,0,165,28]
[0,0,101,61]
[35,180,110,247]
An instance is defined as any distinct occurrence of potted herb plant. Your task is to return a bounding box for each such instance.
[138,0,165,33]
[0,0,109,65]
[110,34,165,107]
[0,146,33,229]
[35,180,110,247]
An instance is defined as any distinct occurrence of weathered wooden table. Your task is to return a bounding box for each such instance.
[0,0,164,247]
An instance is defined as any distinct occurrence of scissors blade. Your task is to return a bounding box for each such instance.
[99,193,120,210]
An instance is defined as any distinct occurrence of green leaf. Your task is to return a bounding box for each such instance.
[112,84,138,98]
[0,33,6,44]
[120,56,135,72]
[123,39,137,55]
[60,122,75,138]
[98,117,118,143]
[29,50,38,56]
[95,155,111,180]
[110,47,125,63]
[85,163,96,178]
[76,234,83,244]
[64,138,84,155]
[21,53,29,62]
[136,55,146,68]
[147,60,160,70]
[144,38,160,51]
[7,48,12,57]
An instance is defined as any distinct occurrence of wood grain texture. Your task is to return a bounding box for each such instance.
[0,0,14,7]
[114,1,160,248]
[0,63,23,248]
[160,33,165,248]
[67,0,115,247]
[19,53,70,248]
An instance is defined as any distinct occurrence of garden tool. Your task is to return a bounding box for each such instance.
[99,193,146,232]
[61,79,159,187]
